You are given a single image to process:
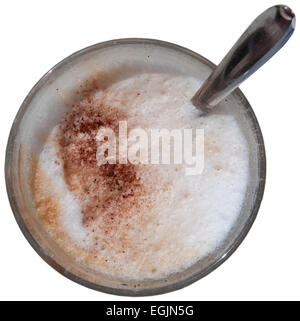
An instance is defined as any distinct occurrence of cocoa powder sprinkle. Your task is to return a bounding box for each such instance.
[57,82,147,239]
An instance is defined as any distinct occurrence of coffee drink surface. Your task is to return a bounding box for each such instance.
[33,71,249,280]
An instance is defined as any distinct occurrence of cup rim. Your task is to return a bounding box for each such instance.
[5,38,266,296]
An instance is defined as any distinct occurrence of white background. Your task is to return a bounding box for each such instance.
[1,0,299,301]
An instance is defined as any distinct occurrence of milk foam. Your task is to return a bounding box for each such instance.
[35,73,249,280]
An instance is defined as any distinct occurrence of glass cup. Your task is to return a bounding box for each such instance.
[5,39,266,296]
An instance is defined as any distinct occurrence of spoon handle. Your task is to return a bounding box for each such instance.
[192,5,295,113]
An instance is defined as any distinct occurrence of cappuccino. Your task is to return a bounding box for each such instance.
[33,71,249,280]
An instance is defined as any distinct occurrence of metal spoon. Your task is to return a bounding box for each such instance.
[192,5,296,113]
